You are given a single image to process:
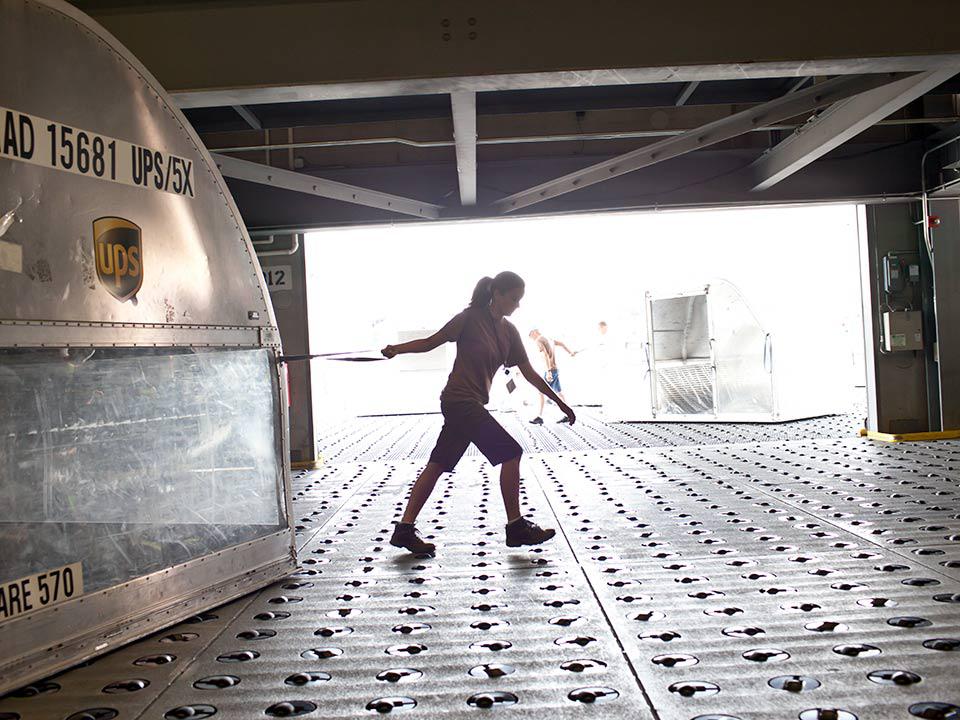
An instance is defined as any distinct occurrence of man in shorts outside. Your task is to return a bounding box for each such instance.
[528,329,576,424]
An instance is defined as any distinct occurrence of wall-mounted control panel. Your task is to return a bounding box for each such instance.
[882,310,923,352]
[882,255,920,295]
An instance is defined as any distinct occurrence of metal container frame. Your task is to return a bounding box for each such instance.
[643,284,783,422]
[0,0,296,694]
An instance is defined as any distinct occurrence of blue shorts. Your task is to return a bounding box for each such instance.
[544,368,561,393]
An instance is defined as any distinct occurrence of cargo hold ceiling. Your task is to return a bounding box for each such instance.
[191,75,960,230]
[70,0,960,229]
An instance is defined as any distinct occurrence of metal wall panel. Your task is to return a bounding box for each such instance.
[260,241,317,464]
[859,204,931,433]
[929,199,960,429]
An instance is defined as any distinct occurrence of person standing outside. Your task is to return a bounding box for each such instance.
[592,320,614,414]
[528,329,576,425]
[381,272,576,555]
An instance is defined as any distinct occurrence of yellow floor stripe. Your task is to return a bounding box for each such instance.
[859,428,960,443]
[291,456,324,470]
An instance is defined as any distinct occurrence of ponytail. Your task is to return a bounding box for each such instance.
[468,271,524,308]
[469,277,495,308]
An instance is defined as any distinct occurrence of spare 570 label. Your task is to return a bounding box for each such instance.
[1,105,195,198]
[0,562,84,622]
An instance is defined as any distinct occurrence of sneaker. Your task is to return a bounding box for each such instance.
[505,517,556,547]
[557,416,570,424]
[390,522,436,555]
[529,416,544,425]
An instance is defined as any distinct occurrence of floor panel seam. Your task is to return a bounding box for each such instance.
[528,463,663,720]
[135,592,259,719]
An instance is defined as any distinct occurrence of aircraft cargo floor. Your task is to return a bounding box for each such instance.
[3,410,959,720]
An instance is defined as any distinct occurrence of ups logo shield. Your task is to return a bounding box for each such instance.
[93,217,142,302]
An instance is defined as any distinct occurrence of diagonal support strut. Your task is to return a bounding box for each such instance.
[232,105,262,130]
[675,81,700,106]
[491,73,922,214]
[212,153,443,219]
[751,68,959,191]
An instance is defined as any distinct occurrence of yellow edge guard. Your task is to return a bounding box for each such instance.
[859,428,960,443]
[291,456,324,470]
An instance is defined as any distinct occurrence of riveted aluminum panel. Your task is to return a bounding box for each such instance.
[0,0,295,696]
[0,0,273,333]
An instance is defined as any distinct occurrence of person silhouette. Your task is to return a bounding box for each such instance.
[528,329,576,424]
[381,271,576,555]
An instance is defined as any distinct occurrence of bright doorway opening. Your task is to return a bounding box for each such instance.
[305,204,865,426]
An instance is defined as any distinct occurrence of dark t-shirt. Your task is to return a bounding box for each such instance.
[439,306,528,405]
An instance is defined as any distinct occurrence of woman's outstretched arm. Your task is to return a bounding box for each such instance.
[383,311,467,358]
[381,330,447,358]
[517,360,576,424]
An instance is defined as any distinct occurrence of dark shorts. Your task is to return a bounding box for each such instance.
[544,368,562,392]
[428,401,523,472]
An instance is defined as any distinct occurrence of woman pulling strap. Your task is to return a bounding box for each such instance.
[381,271,576,555]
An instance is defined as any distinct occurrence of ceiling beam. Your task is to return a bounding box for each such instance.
[490,73,918,214]
[202,110,960,157]
[77,0,960,108]
[211,154,443,219]
[752,68,959,191]
[170,55,960,109]
[231,105,262,130]
[675,81,700,106]
[451,92,477,206]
